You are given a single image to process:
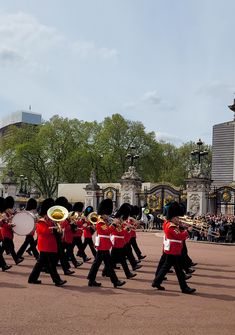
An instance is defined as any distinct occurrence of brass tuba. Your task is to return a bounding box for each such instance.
[47,205,69,222]
[87,212,98,225]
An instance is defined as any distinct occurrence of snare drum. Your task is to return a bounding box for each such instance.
[12,211,35,236]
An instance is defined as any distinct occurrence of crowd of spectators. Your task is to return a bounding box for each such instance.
[188,213,235,243]
[145,211,235,243]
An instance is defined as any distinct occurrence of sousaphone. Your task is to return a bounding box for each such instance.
[47,205,69,222]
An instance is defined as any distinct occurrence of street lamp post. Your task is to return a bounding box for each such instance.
[191,139,208,164]
[18,175,29,197]
[126,145,139,166]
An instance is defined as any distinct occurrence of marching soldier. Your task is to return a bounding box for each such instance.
[87,198,126,288]
[152,201,196,294]
[28,198,67,286]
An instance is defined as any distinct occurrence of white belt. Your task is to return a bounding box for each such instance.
[98,235,110,238]
[112,235,124,239]
[167,239,182,243]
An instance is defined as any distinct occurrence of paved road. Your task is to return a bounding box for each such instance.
[1,232,235,335]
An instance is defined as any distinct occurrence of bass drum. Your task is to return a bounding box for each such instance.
[12,211,35,236]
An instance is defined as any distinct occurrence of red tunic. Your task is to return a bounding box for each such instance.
[1,222,13,239]
[122,221,131,244]
[36,218,58,253]
[163,221,188,255]
[109,224,125,248]
[1,211,14,240]
[61,219,74,244]
[0,226,3,240]
[95,217,112,251]
[83,219,94,238]
[128,218,138,238]
[73,218,84,237]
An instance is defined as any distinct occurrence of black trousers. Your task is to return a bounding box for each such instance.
[73,236,87,260]
[17,235,39,259]
[87,250,118,284]
[124,243,137,269]
[82,237,97,257]
[3,238,18,263]
[130,237,142,259]
[28,252,61,284]
[154,252,167,277]
[181,241,193,270]
[111,247,132,277]
[55,237,70,272]
[153,253,188,291]
[0,241,7,268]
[62,242,77,268]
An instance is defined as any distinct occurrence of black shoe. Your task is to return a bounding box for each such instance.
[88,281,102,287]
[186,268,195,274]
[163,276,167,281]
[15,258,23,265]
[182,287,196,294]
[2,265,12,271]
[64,270,75,275]
[126,273,137,279]
[83,257,91,262]
[190,262,198,267]
[114,280,126,288]
[26,249,32,256]
[152,282,165,290]
[139,255,146,260]
[132,264,142,271]
[185,274,192,280]
[74,261,83,268]
[55,280,67,287]
[28,280,42,284]
[167,269,174,273]
[114,266,121,269]
[136,260,141,264]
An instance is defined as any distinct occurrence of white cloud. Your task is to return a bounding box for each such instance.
[155,131,184,146]
[124,90,174,114]
[197,80,235,98]
[142,90,162,105]
[72,40,118,61]
[0,48,22,64]
[0,11,118,73]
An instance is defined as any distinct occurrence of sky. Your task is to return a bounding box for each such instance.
[0,0,235,146]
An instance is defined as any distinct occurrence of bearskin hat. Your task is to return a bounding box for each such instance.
[0,197,5,213]
[72,202,84,212]
[55,196,68,208]
[163,201,174,217]
[39,198,55,216]
[84,206,94,217]
[114,203,132,220]
[26,198,38,211]
[166,201,185,220]
[97,198,113,215]
[130,205,141,218]
[4,196,15,209]
[66,202,73,212]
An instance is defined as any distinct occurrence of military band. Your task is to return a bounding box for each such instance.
[0,196,197,294]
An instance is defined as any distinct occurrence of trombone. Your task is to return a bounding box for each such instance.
[179,216,219,237]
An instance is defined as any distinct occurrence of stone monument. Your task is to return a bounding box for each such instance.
[120,165,142,205]
[84,169,100,211]
[186,139,211,215]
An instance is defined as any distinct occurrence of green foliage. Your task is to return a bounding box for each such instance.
[0,114,212,197]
